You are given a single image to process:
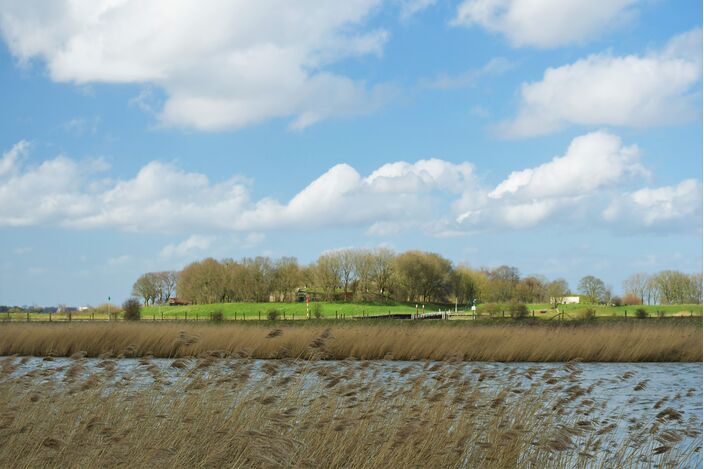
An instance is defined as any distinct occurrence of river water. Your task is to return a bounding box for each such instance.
[3,357,702,467]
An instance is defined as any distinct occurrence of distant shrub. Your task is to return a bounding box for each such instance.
[92,303,119,316]
[267,309,280,321]
[611,296,623,307]
[312,302,323,319]
[623,294,642,306]
[122,298,141,321]
[478,303,501,317]
[509,302,529,320]
[634,308,648,319]
[576,308,596,321]
[211,310,224,322]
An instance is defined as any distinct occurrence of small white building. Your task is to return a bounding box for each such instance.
[552,296,580,305]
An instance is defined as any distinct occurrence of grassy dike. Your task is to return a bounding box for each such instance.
[141,301,703,320]
[0,321,700,361]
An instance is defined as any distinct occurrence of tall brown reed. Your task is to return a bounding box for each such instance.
[0,356,699,468]
[0,322,700,361]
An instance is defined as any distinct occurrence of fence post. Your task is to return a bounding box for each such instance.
[161,311,164,321]
[624,310,627,318]
[532,310,535,318]
[49,312,52,322]
[26,312,29,322]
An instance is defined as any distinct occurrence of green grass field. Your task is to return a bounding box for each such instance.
[1,301,700,322]
[142,301,421,320]
[140,301,702,320]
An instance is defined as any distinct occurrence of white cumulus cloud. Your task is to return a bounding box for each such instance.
[452,0,638,48]
[489,131,645,200]
[603,179,702,231]
[0,0,391,131]
[160,235,215,258]
[498,29,702,137]
[0,133,699,236]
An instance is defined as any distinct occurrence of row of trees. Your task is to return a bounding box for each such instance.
[132,249,702,306]
[622,271,702,305]
[169,249,575,305]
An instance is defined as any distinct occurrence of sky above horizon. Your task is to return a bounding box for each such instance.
[0,0,702,306]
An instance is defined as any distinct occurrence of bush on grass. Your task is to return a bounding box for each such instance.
[509,302,529,320]
[312,302,323,319]
[123,298,141,321]
[478,303,501,318]
[576,308,596,321]
[267,309,281,321]
[211,310,224,322]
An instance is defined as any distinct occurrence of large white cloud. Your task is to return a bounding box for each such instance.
[237,159,476,230]
[499,29,702,137]
[489,131,645,200]
[454,131,698,231]
[452,0,638,48]
[603,179,702,231]
[0,0,391,130]
[0,133,699,235]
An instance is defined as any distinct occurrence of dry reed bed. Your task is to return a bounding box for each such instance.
[0,355,700,468]
[0,322,700,361]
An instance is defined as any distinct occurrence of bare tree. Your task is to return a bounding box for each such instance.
[315,253,341,300]
[337,249,356,302]
[578,275,606,304]
[132,273,160,305]
[272,257,301,301]
[622,273,650,305]
[156,271,178,303]
[371,248,395,300]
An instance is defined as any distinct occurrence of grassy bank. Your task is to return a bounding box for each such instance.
[0,322,700,361]
[2,302,699,322]
[0,356,699,467]
[140,301,702,320]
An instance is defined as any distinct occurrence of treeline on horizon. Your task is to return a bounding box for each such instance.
[132,248,703,307]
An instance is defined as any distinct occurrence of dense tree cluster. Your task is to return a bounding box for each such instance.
[132,249,702,307]
[131,271,177,305]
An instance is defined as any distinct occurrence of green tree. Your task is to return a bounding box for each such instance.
[547,279,569,309]
[393,251,453,303]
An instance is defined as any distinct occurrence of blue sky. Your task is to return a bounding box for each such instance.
[0,0,701,306]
